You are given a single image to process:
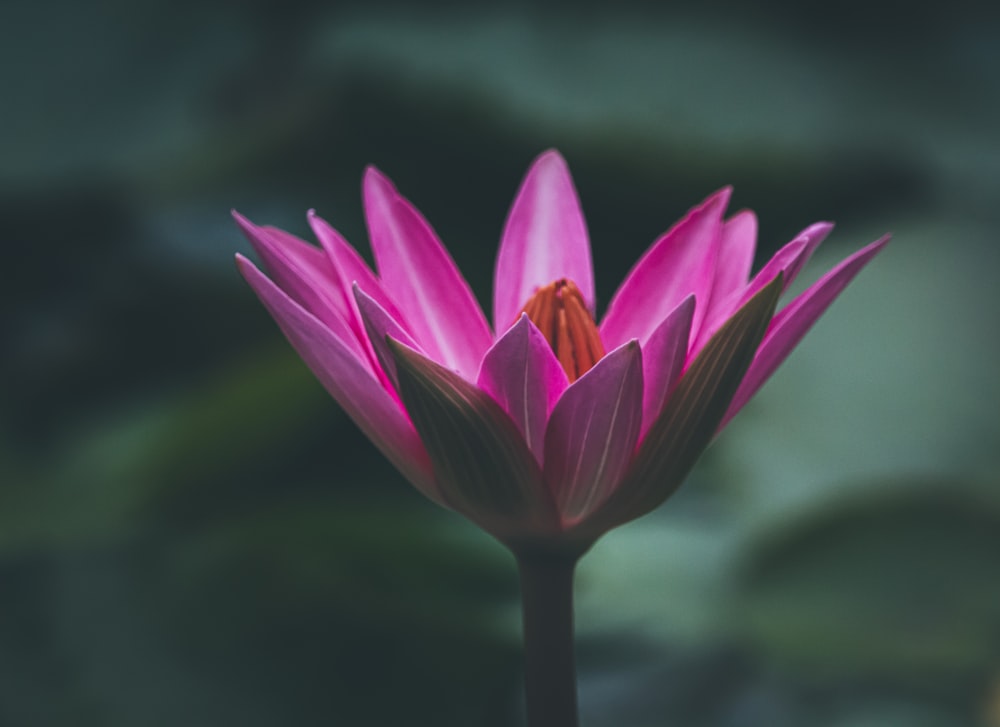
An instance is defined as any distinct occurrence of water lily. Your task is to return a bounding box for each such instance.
[235,150,887,552]
[235,150,886,726]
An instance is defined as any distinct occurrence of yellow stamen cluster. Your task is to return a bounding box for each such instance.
[520,279,605,382]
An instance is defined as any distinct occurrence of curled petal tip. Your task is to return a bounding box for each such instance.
[534,148,569,167]
[711,185,734,209]
[363,164,393,189]
[234,251,253,272]
[231,209,253,227]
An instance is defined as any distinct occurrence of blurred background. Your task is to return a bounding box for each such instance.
[2,0,999,725]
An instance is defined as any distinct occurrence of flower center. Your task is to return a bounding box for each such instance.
[519,278,605,382]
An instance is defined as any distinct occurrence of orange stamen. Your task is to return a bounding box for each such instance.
[518,279,605,382]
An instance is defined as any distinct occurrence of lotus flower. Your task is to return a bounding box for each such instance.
[235,150,887,555]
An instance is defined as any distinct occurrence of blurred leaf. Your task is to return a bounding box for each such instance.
[0,348,330,554]
[0,501,519,727]
[734,478,1000,680]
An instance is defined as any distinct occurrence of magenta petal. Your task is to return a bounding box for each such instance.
[308,210,408,328]
[600,188,731,350]
[574,276,783,540]
[233,211,368,364]
[640,296,695,438]
[363,167,493,379]
[721,235,890,427]
[776,222,832,289]
[543,341,643,525]
[710,210,758,302]
[692,222,833,353]
[353,284,423,391]
[493,150,595,331]
[477,315,570,463]
[236,255,439,502]
[388,339,559,541]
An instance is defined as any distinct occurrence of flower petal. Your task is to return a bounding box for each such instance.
[543,341,643,525]
[353,284,423,392]
[692,222,833,353]
[477,314,569,463]
[577,274,783,538]
[721,235,890,426]
[363,167,492,378]
[389,338,559,540]
[600,188,731,350]
[493,150,594,331]
[233,211,368,364]
[308,210,408,328]
[640,295,695,438]
[710,210,758,302]
[236,255,439,502]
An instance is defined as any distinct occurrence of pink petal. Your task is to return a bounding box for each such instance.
[640,296,695,438]
[692,222,833,353]
[307,210,408,328]
[477,314,570,463]
[353,284,423,392]
[777,222,833,290]
[363,167,492,379]
[236,255,439,502]
[707,210,757,311]
[388,338,559,541]
[721,234,890,427]
[233,211,368,364]
[543,341,643,525]
[573,276,783,541]
[493,150,594,332]
[600,188,731,350]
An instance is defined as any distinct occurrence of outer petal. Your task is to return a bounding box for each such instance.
[710,210,758,302]
[389,339,559,541]
[353,284,423,392]
[236,255,439,502]
[721,235,890,426]
[477,314,569,463]
[600,188,731,350]
[640,295,695,438]
[233,212,368,364]
[543,341,643,525]
[493,150,594,330]
[308,210,407,329]
[692,222,833,353]
[576,275,783,539]
[363,167,492,378]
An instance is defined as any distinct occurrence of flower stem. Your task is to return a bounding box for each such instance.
[516,550,580,727]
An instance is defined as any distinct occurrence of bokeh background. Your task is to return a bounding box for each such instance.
[2,0,999,725]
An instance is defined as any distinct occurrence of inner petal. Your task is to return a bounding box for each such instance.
[520,278,605,382]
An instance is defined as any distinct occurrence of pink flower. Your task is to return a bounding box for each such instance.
[235,150,887,553]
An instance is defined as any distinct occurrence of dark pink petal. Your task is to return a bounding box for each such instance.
[575,275,783,540]
[477,314,570,463]
[493,150,594,331]
[721,235,890,426]
[692,222,833,353]
[363,167,492,379]
[353,284,423,392]
[776,222,833,289]
[388,338,559,541]
[640,296,695,438]
[307,210,408,328]
[711,210,758,301]
[237,255,439,502]
[543,341,643,525]
[600,188,731,350]
[233,211,368,364]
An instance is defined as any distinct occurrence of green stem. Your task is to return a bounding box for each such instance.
[516,551,580,727]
